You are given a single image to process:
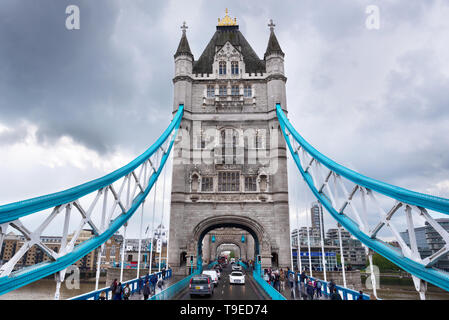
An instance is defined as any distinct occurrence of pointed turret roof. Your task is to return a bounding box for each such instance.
[264,20,284,59]
[192,25,266,74]
[174,22,193,59]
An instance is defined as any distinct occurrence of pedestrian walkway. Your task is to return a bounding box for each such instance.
[130,274,184,300]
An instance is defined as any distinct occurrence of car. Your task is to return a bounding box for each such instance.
[189,275,214,297]
[231,264,242,271]
[202,270,219,286]
[213,268,221,279]
[229,271,245,285]
[230,258,236,264]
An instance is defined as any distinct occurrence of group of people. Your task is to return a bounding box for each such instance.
[262,268,287,292]
[99,267,171,300]
[262,267,365,300]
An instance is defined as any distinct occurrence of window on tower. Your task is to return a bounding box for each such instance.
[207,85,215,98]
[218,171,240,192]
[245,176,257,192]
[244,85,252,97]
[219,61,227,75]
[201,177,213,192]
[231,85,239,96]
[231,61,239,75]
[219,85,227,96]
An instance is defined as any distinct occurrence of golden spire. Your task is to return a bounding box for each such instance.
[218,8,237,26]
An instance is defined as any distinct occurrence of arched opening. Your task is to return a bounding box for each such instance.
[271,252,279,268]
[180,251,187,267]
[215,243,242,260]
[192,215,269,272]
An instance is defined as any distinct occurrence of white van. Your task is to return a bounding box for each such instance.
[202,270,219,286]
[230,258,236,264]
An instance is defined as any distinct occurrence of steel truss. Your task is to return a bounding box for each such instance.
[277,104,449,299]
[0,106,184,296]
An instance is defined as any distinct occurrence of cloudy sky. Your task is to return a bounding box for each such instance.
[1,0,449,241]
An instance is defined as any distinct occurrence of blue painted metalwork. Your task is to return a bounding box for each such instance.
[276,104,449,216]
[252,270,286,300]
[238,261,248,270]
[0,106,184,296]
[0,107,184,224]
[70,269,172,300]
[277,104,449,292]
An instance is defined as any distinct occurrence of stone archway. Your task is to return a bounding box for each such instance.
[190,215,273,270]
[215,241,243,260]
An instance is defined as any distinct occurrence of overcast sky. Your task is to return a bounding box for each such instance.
[1,0,449,241]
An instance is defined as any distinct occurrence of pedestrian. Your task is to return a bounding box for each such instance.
[330,287,342,300]
[357,290,364,300]
[316,280,322,298]
[162,268,166,280]
[279,269,286,292]
[150,274,158,295]
[109,278,118,297]
[157,277,165,292]
[306,281,314,300]
[137,276,143,294]
[263,269,270,284]
[300,270,306,293]
[98,291,106,300]
[123,283,131,300]
[113,282,123,300]
[328,279,336,296]
[143,281,151,300]
[274,271,280,292]
[144,273,149,285]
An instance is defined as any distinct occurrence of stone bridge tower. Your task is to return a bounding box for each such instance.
[168,11,290,275]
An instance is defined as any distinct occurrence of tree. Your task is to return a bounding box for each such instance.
[368,253,401,272]
[229,251,235,259]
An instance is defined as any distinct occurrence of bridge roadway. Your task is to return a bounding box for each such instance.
[177,264,265,300]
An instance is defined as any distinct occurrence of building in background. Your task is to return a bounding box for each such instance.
[326,228,366,269]
[0,229,123,273]
[400,219,449,271]
[291,229,338,271]
[310,201,324,236]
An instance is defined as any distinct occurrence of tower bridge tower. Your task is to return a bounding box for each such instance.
[169,10,290,275]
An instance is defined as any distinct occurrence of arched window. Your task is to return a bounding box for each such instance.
[231,61,239,75]
[220,129,239,164]
[191,174,199,192]
[219,61,227,75]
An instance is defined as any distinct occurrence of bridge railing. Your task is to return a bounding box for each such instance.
[287,271,370,300]
[70,269,172,300]
[150,270,201,300]
[238,261,248,270]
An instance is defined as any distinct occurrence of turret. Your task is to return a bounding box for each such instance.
[264,20,287,112]
[173,22,193,112]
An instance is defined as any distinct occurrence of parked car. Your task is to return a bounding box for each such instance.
[189,275,214,297]
[202,270,219,286]
[229,271,245,285]
[232,264,242,271]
